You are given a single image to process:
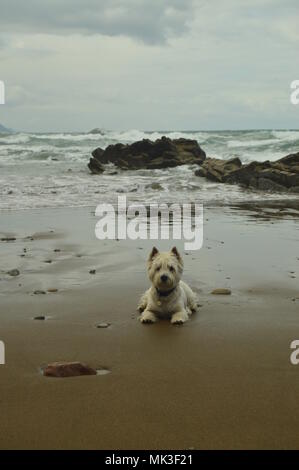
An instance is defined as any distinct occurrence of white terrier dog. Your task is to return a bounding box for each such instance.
[138,246,198,325]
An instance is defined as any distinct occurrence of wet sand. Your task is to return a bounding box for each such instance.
[0,205,299,449]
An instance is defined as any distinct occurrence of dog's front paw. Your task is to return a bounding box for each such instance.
[171,311,188,325]
[140,311,157,324]
[190,304,198,314]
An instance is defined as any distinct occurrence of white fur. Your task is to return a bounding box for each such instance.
[138,247,198,325]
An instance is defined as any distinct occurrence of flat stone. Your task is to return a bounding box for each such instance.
[47,288,58,293]
[34,316,46,320]
[34,290,46,295]
[211,288,231,295]
[96,322,110,328]
[1,237,16,242]
[96,368,111,376]
[42,361,97,378]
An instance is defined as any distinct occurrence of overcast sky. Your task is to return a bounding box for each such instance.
[0,0,298,131]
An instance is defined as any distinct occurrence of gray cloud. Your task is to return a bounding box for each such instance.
[0,0,298,131]
[0,0,196,44]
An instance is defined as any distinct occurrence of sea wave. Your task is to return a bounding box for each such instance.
[271,130,299,142]
[1,129,299,210]
[0,133,31,145]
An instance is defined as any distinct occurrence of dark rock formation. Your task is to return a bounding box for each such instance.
[88,147,105,174]
[195,152,299,192]
[88,136,206,173]
[195,157,242,182]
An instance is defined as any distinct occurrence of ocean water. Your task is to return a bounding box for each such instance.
[0,129,299,211]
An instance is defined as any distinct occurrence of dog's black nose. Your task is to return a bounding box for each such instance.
[161,274,168,282]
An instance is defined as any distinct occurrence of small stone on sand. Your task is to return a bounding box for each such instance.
[47,288,58,293]
[96,322,110,328]
[34,316,46,320]
[211,288,231,295]
[96,368,111,376]
[42,362,97,378]
[7,269,20,276]
[89,269,96,274]
[34,290,46,295]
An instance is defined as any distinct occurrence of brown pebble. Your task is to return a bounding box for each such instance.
[47,288,58,293]
[42,362,97,378]
[211,288,231,295]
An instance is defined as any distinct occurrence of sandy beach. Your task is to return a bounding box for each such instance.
[0,203,299,449]
[1,0,299,455]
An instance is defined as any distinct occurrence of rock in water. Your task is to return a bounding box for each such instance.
[211,288,231,295]
[195,158,242,182]
[195,152,299,192]
[88,153,105,174]
[42,361,97,378]
[89,136,206,172]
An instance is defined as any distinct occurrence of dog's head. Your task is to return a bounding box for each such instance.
[147,246,183,292]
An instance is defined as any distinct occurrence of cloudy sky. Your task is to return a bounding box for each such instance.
[0,0,298,131]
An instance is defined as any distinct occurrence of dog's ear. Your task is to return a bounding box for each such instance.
[171,246,181,260]
[148,246,159,262]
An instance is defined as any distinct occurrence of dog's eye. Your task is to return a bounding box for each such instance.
[156,266,161,271]
[169,266,175,272]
